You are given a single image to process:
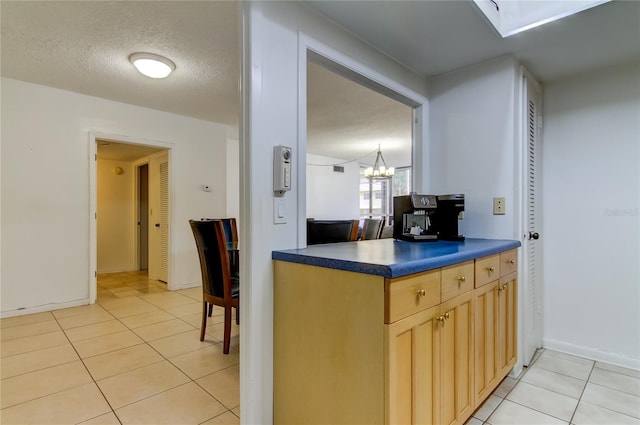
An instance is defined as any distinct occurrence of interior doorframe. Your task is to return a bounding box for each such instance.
[88,130,174,303]
[297,35,429,247]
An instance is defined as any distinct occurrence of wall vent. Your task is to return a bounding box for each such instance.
[333,165,344,173]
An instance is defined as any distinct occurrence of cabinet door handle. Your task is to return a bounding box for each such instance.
[436,315,445,324]
[444,312,450,320]
[417,289,426,297]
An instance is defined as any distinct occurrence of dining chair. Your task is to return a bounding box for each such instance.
[189,219,239,354]
[220,218,239,250]
[361,218,385,240]
[307,219,359,245]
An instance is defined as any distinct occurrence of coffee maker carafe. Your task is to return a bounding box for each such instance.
[393,194,438,242]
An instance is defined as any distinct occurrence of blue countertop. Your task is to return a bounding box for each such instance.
[272,238,521,278]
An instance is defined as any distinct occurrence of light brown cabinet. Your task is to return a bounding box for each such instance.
[274,247,517,425]
[436,291,474,425]
[386,305,438,424]
[473,250,518,407]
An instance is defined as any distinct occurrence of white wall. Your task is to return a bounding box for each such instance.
[226,138,240,220]
[541,60,640,368]
[306,153,360,219]
[97,158,135,273]
[428,56,520,240]
[241,2,428,422]
[1,78,231,315]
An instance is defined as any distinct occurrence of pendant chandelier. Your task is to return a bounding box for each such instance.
[364,145,395,179]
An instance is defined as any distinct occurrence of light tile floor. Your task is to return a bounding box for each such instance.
[0,271,239,425]
[2,271,639,425]
[468,349,640,425]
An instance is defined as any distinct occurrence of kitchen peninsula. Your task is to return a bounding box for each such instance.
[272,238,521,425]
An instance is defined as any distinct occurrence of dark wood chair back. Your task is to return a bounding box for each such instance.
[307,219,359,245]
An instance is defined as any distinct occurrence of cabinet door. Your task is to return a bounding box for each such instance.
[437,291,474,425]
[386,306,438,425]
[473,280,500,405]
[497,273,517,374]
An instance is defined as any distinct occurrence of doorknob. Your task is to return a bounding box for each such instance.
[155,223,161,227]
[528,232,539,240]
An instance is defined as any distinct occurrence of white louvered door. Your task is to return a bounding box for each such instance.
[148,151,169,283]
[159,160,169,282]
[523,75,542,365]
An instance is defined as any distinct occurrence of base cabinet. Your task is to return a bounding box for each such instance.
[386,306,438,425]
[473,254,518,406]
[473,280,500,403]
[274,248,518,425]
[497,273,517,375]
[437,291,474,425]
[386,291,474,425]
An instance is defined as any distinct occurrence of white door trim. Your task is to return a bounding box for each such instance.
[88,130,175,303]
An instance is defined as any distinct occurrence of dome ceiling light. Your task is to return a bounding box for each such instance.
[129,52,175,79]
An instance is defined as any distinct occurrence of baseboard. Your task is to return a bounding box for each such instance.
[0,298,91,319]
[543,337,640,371]
[170,281,200,291]
[97,266,137,274]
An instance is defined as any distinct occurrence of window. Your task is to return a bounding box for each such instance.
[360,167,411,223]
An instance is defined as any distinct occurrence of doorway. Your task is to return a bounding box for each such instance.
[90,132,172,303]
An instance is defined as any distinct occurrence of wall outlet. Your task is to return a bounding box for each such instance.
[493,197,506,215]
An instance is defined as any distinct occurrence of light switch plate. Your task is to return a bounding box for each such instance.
[274,198,286,224]
[493,197,505,215]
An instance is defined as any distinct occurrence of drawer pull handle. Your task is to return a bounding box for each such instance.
[458,276,466,283]
[417,289,426,297]
[487,266,495,273]
[509,259,515,264]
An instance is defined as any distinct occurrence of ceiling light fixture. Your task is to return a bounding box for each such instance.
[364,145,395,179]
[129,52,175,79]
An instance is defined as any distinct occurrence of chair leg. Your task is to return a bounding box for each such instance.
[208,304,213,317]
[223,306,232,354]
[200,301,207,342]
[235,305,240,325]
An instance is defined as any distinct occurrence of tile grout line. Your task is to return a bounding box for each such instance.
[97,275,241,422]
[53,309,125,425]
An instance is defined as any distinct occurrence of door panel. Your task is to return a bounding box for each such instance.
[522,75,542,365]
[148,151,169,282]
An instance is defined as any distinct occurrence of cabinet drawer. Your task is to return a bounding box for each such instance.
[385,270,441,323]
[500,249,518,277]
[475,254,500,287]
[441,261,474,302]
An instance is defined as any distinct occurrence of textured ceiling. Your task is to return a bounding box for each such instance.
[2,1,638,167]
[1,1,239,125]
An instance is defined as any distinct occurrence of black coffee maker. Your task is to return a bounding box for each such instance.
[393,194,438,241]
[432,194,465,241]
